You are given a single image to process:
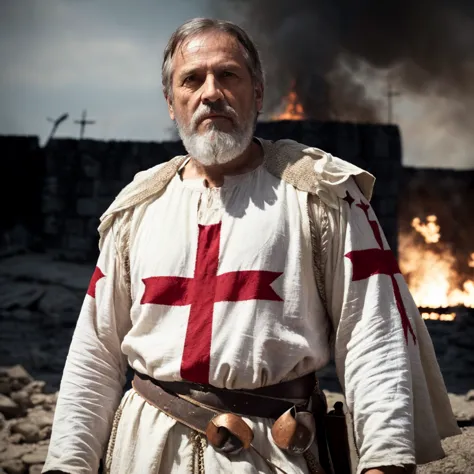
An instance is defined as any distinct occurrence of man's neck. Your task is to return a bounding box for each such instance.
[181,139,263,188]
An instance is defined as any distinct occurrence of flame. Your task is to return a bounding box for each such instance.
[272,82,305,120]
[411,215,440,243]
[421,312,456,321]
[399,215,474,319]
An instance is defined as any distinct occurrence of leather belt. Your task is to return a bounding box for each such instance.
[131,371,327,472]
[132,371,315,421]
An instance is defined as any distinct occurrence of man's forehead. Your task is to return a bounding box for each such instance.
[174,32,245,69]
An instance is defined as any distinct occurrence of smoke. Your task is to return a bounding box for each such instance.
[213,0,474,167]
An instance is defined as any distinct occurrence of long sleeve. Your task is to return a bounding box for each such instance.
[43,220,132,474]
[310,177,428,473]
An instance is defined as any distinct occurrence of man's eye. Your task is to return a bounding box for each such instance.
[222,71,237,78]
[183,75,196,84]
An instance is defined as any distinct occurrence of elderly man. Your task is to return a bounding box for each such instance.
[43,17,459,474]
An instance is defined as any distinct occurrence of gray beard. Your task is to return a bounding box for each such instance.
[176,112,256,167]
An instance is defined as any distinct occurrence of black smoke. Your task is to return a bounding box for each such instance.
[215,0,474,127]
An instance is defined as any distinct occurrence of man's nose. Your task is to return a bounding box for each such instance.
[201,75,224,103]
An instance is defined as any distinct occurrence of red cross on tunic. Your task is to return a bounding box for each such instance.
[141,222,283,384]
[344,198,417,345]
[87,266,105,298]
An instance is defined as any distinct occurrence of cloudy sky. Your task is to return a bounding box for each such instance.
[1,0,473,169]
[0,0,216,144]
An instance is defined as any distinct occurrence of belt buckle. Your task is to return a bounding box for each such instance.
[271,406,316,456]
[206,413,254,455]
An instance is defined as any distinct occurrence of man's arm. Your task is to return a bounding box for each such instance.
[43,219,132,474]
[309,179,416,474]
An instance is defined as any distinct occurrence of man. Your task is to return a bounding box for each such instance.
[43,18,460,474]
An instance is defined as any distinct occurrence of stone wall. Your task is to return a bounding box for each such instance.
[0,135,44,250]
[39,120,401,261]
[42,139,186,261]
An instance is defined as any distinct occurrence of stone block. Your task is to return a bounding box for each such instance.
[85,217,100,238]
[80,153,101,179]
[334,124,361,163]
[64,218,84,235]
[120,160,142,182]
[43,216,59,236]
[77,198,98,217]
[76,180,95,197]
[41,196,63,213]
[97,180,125,197]
[76,198,110,217]
[65,234,93,252]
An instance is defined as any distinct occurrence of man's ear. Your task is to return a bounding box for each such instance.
[165,91,175,120]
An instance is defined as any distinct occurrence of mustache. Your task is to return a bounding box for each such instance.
[191,101,238,129]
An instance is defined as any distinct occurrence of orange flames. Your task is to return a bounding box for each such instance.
[272,83,305,120]
[399,215,474,321]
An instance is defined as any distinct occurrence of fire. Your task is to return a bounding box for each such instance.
[421,312,456,321]
[399,215,474,319]
[272,82,305,120]
[411,215,440,243]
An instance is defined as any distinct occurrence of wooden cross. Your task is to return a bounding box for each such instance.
[74,109,96,139]
[387,78,400,124]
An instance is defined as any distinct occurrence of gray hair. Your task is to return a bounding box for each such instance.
[162,18,264,98]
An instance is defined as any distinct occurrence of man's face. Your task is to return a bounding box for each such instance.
[166,30,264,165]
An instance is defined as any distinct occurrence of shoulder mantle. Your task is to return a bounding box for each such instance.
[98,138,375,242]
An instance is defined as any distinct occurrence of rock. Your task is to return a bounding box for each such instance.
[0,395,23,419]
[4,367,32,391]
[28,395,47,407]
[11,423,40,444]
[0,379,10,396]
[418,426,474,474]
[38,286,80,319]
[22,383,45,398]
[28,466,43,474]
[7,434,24,445]
[21,446,49,465]
[10,392,31,411]
[465,390,474,401]
[0,413,5,430]
[27,411,53,430]
[38,426,51,441]
[0,445,34,463]
[9,310,33,323]
[0,459,26,474]
[0,283,44,312]
[27,349,50,372]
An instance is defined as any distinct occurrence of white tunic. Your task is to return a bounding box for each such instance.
[44,164,331,474]
[126,164,330,388]
[43,140,460,474]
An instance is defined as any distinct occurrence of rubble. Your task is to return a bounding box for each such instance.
[0,366,56,474]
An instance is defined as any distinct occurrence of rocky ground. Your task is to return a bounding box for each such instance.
[0,251,473,473]
[0,365,55,474]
